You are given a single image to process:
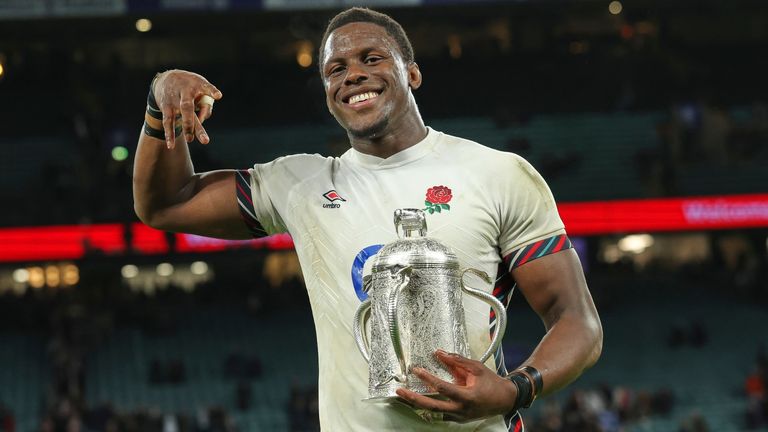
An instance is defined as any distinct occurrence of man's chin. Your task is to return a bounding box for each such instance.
[348,118,389,139]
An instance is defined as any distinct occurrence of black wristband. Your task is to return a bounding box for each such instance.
[507,373,533,411]
[520,365,543,398]
[143,122,164,140]
[507,372,533,411]
[143,122,182,141]
[146,104,163,120]
[507,375,522,413]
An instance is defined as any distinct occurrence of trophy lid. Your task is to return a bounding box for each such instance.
[371,209,458,272]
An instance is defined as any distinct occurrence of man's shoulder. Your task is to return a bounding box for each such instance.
[435,130,529,169]
[256,153,335,171]
[250,153,337,188]
[273,152,334,165]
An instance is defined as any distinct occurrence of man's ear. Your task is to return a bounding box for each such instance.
[407,62,422,90]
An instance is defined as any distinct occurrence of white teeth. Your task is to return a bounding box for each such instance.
[349,92,378,104]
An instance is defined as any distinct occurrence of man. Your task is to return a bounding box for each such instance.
[133,7,602,431]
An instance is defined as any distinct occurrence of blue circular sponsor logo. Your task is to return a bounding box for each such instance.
[350,244,383,301]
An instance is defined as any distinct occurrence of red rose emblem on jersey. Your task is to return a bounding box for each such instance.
[426,186,452,204]
[423,185,452,214]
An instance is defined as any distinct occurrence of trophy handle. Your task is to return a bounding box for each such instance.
[387,266,413,383]
[460,268,508,364]
[353,298,372,363]
[353,275,376,362]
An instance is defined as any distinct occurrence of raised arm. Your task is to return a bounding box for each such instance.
[133,70,253,240]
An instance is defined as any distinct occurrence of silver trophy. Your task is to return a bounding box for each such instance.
[353,208,507,400]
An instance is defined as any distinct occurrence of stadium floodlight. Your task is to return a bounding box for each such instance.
[135,18,152,33]
[608,1,623,15]
[156,262,174,277]
[190,261,209,275]
[296,40,313,68]
[121,264,139,278]
[618,234,654,254]
[12,268,29,283]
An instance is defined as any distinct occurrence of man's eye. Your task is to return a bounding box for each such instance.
[330,66,345,76]
[364,56,381,64]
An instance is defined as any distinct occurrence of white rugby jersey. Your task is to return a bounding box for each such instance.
[237,128,570,431]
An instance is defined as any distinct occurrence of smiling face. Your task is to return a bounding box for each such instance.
[321,22,422,140]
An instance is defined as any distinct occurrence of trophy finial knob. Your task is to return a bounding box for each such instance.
[394,208,427,238]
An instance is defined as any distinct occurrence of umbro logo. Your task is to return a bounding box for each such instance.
[322,190,346,208]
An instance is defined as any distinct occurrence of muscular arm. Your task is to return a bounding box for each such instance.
[396,247,602,421]
[133,133,250,239]
[132,70,252,240]
[512,248,603,396]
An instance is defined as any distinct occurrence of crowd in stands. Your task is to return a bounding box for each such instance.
[636,100,768,197]
[666,320,709,349]
[0,266,764,431]
[286,384,319,432]
[0,269,254,432]
[527,384,678,432]
[29,290,232,432]
[0,404,15,432]
[745,347,768,429]
[148,359,187,386]
[1,2,767,229]
[38,404,236,432]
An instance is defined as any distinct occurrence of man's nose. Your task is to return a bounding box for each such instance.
[344,63,368,85]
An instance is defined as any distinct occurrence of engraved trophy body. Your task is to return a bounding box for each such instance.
[353,208,507,400]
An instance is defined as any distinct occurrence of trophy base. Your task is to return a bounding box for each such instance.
[362,392,444,403]
[364,394,452,423]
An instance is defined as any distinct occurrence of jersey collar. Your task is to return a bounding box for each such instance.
[344,127,439,170]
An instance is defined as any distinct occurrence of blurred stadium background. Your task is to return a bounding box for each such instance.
[1,0,767,431]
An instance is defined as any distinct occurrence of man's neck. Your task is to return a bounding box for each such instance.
[348,116,428,159]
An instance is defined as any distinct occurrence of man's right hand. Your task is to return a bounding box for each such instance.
[152,70,223,148]
[135,70,251,240]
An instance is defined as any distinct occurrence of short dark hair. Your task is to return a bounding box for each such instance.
[318,7,415,70]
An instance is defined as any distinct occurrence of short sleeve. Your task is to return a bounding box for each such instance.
[235,154,331,238]
[234,169,269,237]
[234,164,289,238]
[497,154,571,270]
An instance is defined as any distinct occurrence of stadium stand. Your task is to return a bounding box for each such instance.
[0,334,47,432]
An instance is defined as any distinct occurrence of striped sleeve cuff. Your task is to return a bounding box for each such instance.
[504,234,572,270]
[235,169,267,238]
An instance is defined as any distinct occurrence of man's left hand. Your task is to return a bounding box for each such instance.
[395,349,517,423]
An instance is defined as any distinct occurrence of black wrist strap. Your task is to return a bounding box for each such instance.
[507,373,533,411]
[143,122,164,140]
[146,105,163,120]
[520,365,544,398]
[507,375,521,413]
[143,122,182,141]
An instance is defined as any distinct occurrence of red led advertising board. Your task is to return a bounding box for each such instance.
[174,232,295,253]
[0,224,125,262]
[1,194,766,262]
[558,193,768,235]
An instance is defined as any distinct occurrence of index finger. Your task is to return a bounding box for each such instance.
[200,81,223,100]
[160,104,176,149]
